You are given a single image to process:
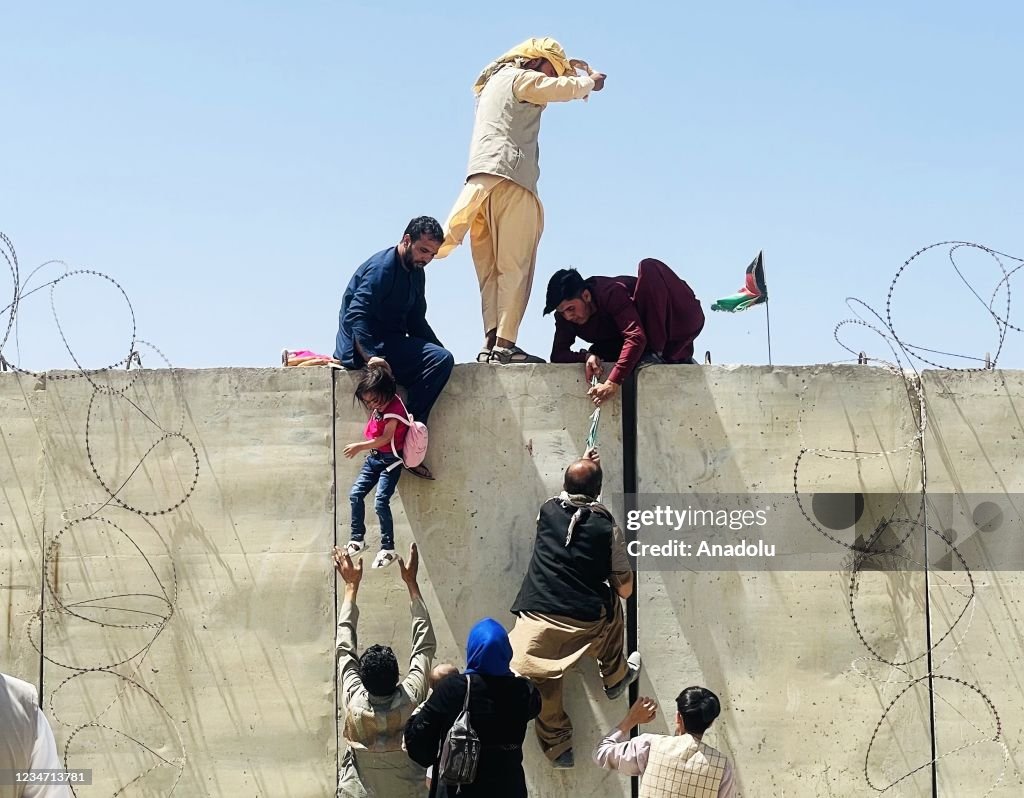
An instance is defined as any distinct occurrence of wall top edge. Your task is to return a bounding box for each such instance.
[1,365,1021,378]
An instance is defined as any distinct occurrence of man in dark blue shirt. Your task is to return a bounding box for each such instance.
[335,217,454,479]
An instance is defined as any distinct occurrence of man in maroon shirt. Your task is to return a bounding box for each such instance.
[544,259,705,405]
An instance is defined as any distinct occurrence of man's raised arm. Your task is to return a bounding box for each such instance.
[398,543,436,704]
[513,70,602,104]
[610,521,635,599]
[333,547,366,702]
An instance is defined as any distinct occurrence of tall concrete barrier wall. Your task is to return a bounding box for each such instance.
[3,369,337,796]
[2,365,1021,796]
[635,366,930,796]
[1,374,47,686]
[919,371,1024,795]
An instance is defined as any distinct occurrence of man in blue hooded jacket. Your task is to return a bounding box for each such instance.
[335,216,454,479]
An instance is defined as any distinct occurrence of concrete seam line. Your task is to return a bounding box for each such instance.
[622,370,640,798]
[331,367,341,788]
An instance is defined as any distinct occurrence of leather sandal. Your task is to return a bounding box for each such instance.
[490,345,545,364]
[405,463,435,480]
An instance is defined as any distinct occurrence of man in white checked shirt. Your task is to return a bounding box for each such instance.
[594,686,737,798]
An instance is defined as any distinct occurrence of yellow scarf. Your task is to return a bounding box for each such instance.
[472,37,589,94]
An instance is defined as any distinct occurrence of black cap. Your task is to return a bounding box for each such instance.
[543,268,587,315]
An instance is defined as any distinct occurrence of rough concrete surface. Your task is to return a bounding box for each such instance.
[1,373,47,685]
[637,366,934,798]
[2,364,1022,797]
[6,368,336,796]
[919,371,1024,796]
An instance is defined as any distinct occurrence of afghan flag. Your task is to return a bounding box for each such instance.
[711,251,767,312]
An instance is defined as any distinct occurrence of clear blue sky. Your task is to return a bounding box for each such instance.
[2,1,1022,371]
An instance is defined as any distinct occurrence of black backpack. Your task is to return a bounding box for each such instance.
[437,675,481,787]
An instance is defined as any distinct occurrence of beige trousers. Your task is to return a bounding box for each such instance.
[440,176,544,344]
[509,601,628,760]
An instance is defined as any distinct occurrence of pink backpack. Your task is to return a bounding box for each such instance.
[383,397,428,470]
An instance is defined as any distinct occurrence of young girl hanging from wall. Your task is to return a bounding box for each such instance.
[343,365,408,568]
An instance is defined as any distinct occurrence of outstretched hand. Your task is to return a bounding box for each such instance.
[398,542,420,590]
[621,696,658,730]
[333,546,363,589]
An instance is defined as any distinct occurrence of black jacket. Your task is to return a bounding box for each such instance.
[511,497,616,621]
[405,672,541,798]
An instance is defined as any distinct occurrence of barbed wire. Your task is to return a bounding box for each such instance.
[2,233,191,795]
[795,241,1021,794]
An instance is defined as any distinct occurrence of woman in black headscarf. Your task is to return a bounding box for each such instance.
[405,618,541,797]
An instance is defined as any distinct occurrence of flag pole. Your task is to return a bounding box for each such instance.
[761,252,772,366]
[710,249,772,363]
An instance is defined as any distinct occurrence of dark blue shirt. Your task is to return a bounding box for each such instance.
[334,247,442,365]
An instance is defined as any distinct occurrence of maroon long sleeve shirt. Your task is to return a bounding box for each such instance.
[550,259,704,384]
[551,276,646,384]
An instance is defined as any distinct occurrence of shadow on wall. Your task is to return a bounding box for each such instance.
[634,365,935,797]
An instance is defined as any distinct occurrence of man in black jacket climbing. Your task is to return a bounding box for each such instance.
[508,448,641,768]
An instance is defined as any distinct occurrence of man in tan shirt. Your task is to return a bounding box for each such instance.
[435,37,607,364]
[333,543,436,797]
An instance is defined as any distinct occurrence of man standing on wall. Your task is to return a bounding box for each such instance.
[334,216,454,480]
[334,543,436,797]
[508,448,641,768]
[435,37,606,365]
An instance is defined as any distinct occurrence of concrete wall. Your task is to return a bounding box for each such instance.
[635,366,931,796]
[2,365,1021,796]
[3,369,336,796]
[920,371,1024,795]
[1,373,46,685]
